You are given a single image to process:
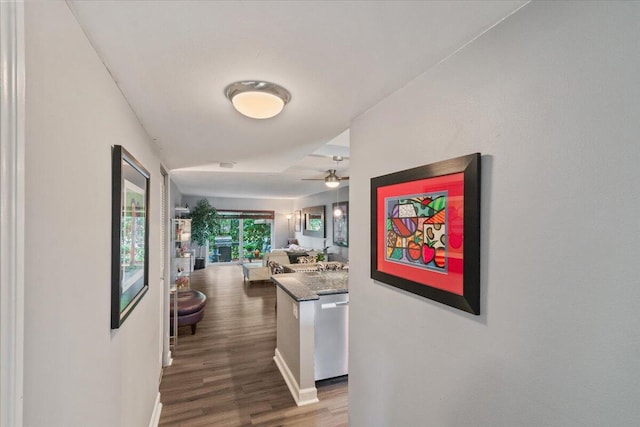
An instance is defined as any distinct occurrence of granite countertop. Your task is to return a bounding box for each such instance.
[271,270,349,302]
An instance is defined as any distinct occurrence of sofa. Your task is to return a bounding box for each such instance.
[282,261,347,273]
[262,251,291,267]
[241,250,333,282]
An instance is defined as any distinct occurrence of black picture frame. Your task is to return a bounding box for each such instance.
[371,153,481,315]
[111,145,150,329]
[302,205,326,238]
[332,201,349,247]
[294,210,302,232]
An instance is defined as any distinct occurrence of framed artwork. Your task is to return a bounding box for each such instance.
[111,145,150,329]
[333,201,349,247]
[370,153,480,315]
[294,210,302,232]
[302,205,326,238]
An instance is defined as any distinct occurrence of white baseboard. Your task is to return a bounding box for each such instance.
[274,348,318,406]
[163,350,173,367]
[148,392,162,427]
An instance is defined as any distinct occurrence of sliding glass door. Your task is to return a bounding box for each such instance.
[211,217,240,262]
[210,211,274,263]
[242,219,272,261]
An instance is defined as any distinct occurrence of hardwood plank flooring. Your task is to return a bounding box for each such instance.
[159,264,348,426]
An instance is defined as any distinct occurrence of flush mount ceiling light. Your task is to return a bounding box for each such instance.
[224,81,291,119]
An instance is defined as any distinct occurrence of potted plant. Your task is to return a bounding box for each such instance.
[188,199,219,269]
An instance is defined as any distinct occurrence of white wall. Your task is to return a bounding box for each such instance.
[293,186,349,261]
[24,2,161,426]
[349,2,640,427]
[169,178,183,212]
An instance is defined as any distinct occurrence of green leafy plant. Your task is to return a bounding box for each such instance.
[188,199,219,257]
[242,219,270,253]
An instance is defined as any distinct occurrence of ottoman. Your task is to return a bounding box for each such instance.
[170,289,207,335]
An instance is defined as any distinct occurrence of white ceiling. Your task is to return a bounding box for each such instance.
[69,0,526,199]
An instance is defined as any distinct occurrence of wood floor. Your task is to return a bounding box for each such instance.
[159,264,349,427]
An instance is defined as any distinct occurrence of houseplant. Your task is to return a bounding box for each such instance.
[188,199,219,269]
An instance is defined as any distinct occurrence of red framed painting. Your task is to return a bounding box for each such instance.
[371,153,480,314]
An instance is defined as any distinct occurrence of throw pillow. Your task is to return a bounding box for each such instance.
[268,261,284,275]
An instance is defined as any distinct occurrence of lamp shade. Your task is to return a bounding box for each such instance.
[225,81,291,119]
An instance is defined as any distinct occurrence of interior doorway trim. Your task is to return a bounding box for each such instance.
[0,1,25,426]
[161,167,172,367]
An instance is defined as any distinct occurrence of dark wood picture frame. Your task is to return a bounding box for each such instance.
[371,153,481,315]
[332,201,349,247]
[111,145,150,329]
[302,205,326,238]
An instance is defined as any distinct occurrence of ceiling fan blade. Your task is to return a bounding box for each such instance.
[308,154,350,160]
[301,178,325,181]
[339,176,349,180]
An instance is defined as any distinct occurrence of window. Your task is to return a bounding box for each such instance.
[210,210,274,263]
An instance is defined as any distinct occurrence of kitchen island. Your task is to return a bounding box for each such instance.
[271,270,348,406]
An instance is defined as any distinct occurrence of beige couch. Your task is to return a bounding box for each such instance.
[282,262,347,273]
[262,252,290,267]
[242,251,330,283]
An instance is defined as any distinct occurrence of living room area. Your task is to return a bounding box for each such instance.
[163,159,351,424]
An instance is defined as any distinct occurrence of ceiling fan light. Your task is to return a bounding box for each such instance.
[325,176,340,188]
[225,81,291,119]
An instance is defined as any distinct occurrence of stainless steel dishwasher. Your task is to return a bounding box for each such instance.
[314,292,349,380]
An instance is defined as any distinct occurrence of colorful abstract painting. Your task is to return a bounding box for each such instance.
[371,153,481,315]
[385,192,447,272]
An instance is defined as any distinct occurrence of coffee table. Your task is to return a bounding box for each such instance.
[242,262,270,282]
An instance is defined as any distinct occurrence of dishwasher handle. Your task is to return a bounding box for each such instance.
[321,301,349,309]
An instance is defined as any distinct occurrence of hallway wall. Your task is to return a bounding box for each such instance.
[349,2,640,426]
[24,2,162,426]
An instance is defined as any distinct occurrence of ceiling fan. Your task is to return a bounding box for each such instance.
[302,156,349,187]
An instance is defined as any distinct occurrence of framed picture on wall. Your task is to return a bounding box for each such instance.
[333,201,348,247]
[111,145,150,329]
[370,153,481,315]
[294,210,302,232]
[302,205,325,238]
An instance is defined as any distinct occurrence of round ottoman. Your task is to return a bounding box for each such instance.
[170,289,207,335]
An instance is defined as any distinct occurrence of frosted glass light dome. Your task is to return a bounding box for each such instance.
[225,81,291,119]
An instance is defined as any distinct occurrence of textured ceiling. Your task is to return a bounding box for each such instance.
[69,0,526,198]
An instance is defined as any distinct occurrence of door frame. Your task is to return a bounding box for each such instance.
[0,1,25,426]
[161,167,172,367]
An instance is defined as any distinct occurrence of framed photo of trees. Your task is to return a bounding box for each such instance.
[111,145,150,329]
